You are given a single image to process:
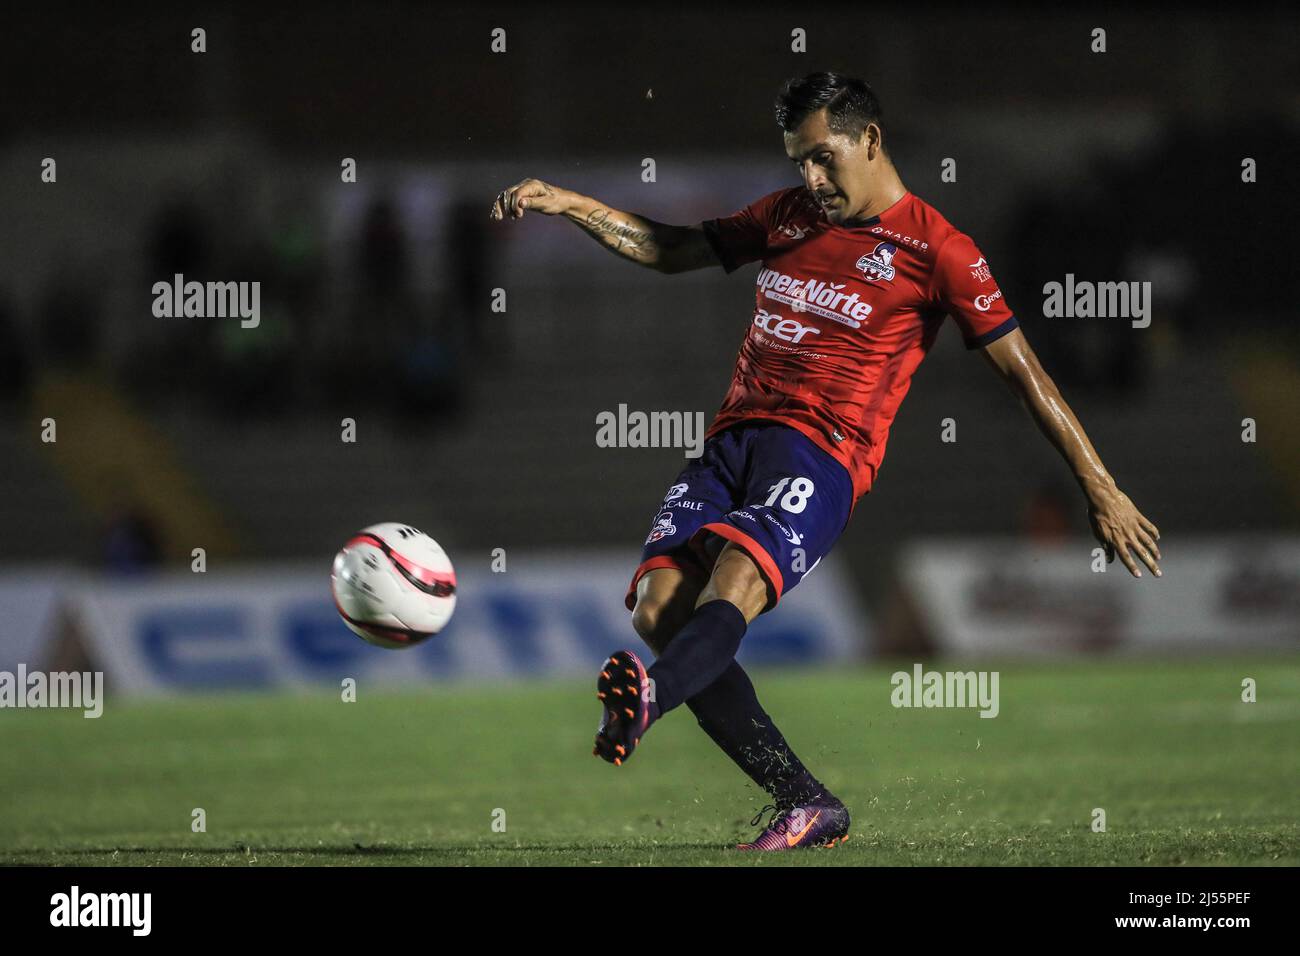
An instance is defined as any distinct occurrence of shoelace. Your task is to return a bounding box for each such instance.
[749,804,795,834]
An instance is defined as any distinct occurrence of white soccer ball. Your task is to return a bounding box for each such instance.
[330,523,457,649]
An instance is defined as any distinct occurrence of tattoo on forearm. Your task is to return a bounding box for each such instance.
[583,208,656,261]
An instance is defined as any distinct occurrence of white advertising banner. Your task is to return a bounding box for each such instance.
[898,537,1300,656]
[40,552,868,694]
[0,568,74,670]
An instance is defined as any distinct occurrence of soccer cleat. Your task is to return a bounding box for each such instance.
[592,650,653,766]
[736,799,851,851]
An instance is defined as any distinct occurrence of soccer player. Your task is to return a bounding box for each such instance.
[489,72,1162,851]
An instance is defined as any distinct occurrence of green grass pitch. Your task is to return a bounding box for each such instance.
[2,656,1297,866]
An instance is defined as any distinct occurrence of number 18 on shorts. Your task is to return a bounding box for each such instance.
[625,422,854,611]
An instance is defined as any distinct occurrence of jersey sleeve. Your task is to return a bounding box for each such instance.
[932,232,1019,349]
[700,189,787,274]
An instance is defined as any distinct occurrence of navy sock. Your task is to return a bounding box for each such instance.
[647,599,747,716]
[685,660,831,807]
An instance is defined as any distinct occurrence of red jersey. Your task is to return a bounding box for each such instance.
[701,187,1018,500]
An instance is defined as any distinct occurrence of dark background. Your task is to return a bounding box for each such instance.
[2,2,1297,608]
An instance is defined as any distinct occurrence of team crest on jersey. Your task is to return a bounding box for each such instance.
[778,222,808,241]
[664,482,689,502]
[645,511,677,544]
[969,257,992,283]
[856,241,898,282]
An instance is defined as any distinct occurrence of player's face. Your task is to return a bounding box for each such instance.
[784,109,874,227]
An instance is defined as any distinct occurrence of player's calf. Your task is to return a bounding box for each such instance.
[630,566,698,655]
[696,544,770,621]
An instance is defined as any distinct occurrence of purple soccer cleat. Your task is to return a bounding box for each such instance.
[592,650,654,766]
[737,800,851,851]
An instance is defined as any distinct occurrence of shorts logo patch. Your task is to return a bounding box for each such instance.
[762,510,803,544]
[645,511,677,544]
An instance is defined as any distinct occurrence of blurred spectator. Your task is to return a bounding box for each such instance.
[206,240,296,419]
[101,509,163,573]
[127,198,219,405]
[148,199,212,278]
[445,197,494,359]
[358,197,410,304]
[0,291,31,402]
[327,196,420,414]
[36,271,103,370]
[393,316,465,424]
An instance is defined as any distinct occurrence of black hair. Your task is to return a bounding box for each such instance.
[774,72,884,147]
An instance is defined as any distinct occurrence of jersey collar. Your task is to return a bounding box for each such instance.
[813,190,911,232]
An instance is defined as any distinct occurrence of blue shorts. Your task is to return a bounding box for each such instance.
[625,421,854,612]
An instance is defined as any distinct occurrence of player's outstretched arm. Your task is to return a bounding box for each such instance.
[488,178,719,274]
[980,328,1162,578]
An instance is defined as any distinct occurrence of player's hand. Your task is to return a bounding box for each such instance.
[1087,485,1162,578]
[489,178,570,221]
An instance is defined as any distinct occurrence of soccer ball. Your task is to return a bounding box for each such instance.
[330,523,457,649]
